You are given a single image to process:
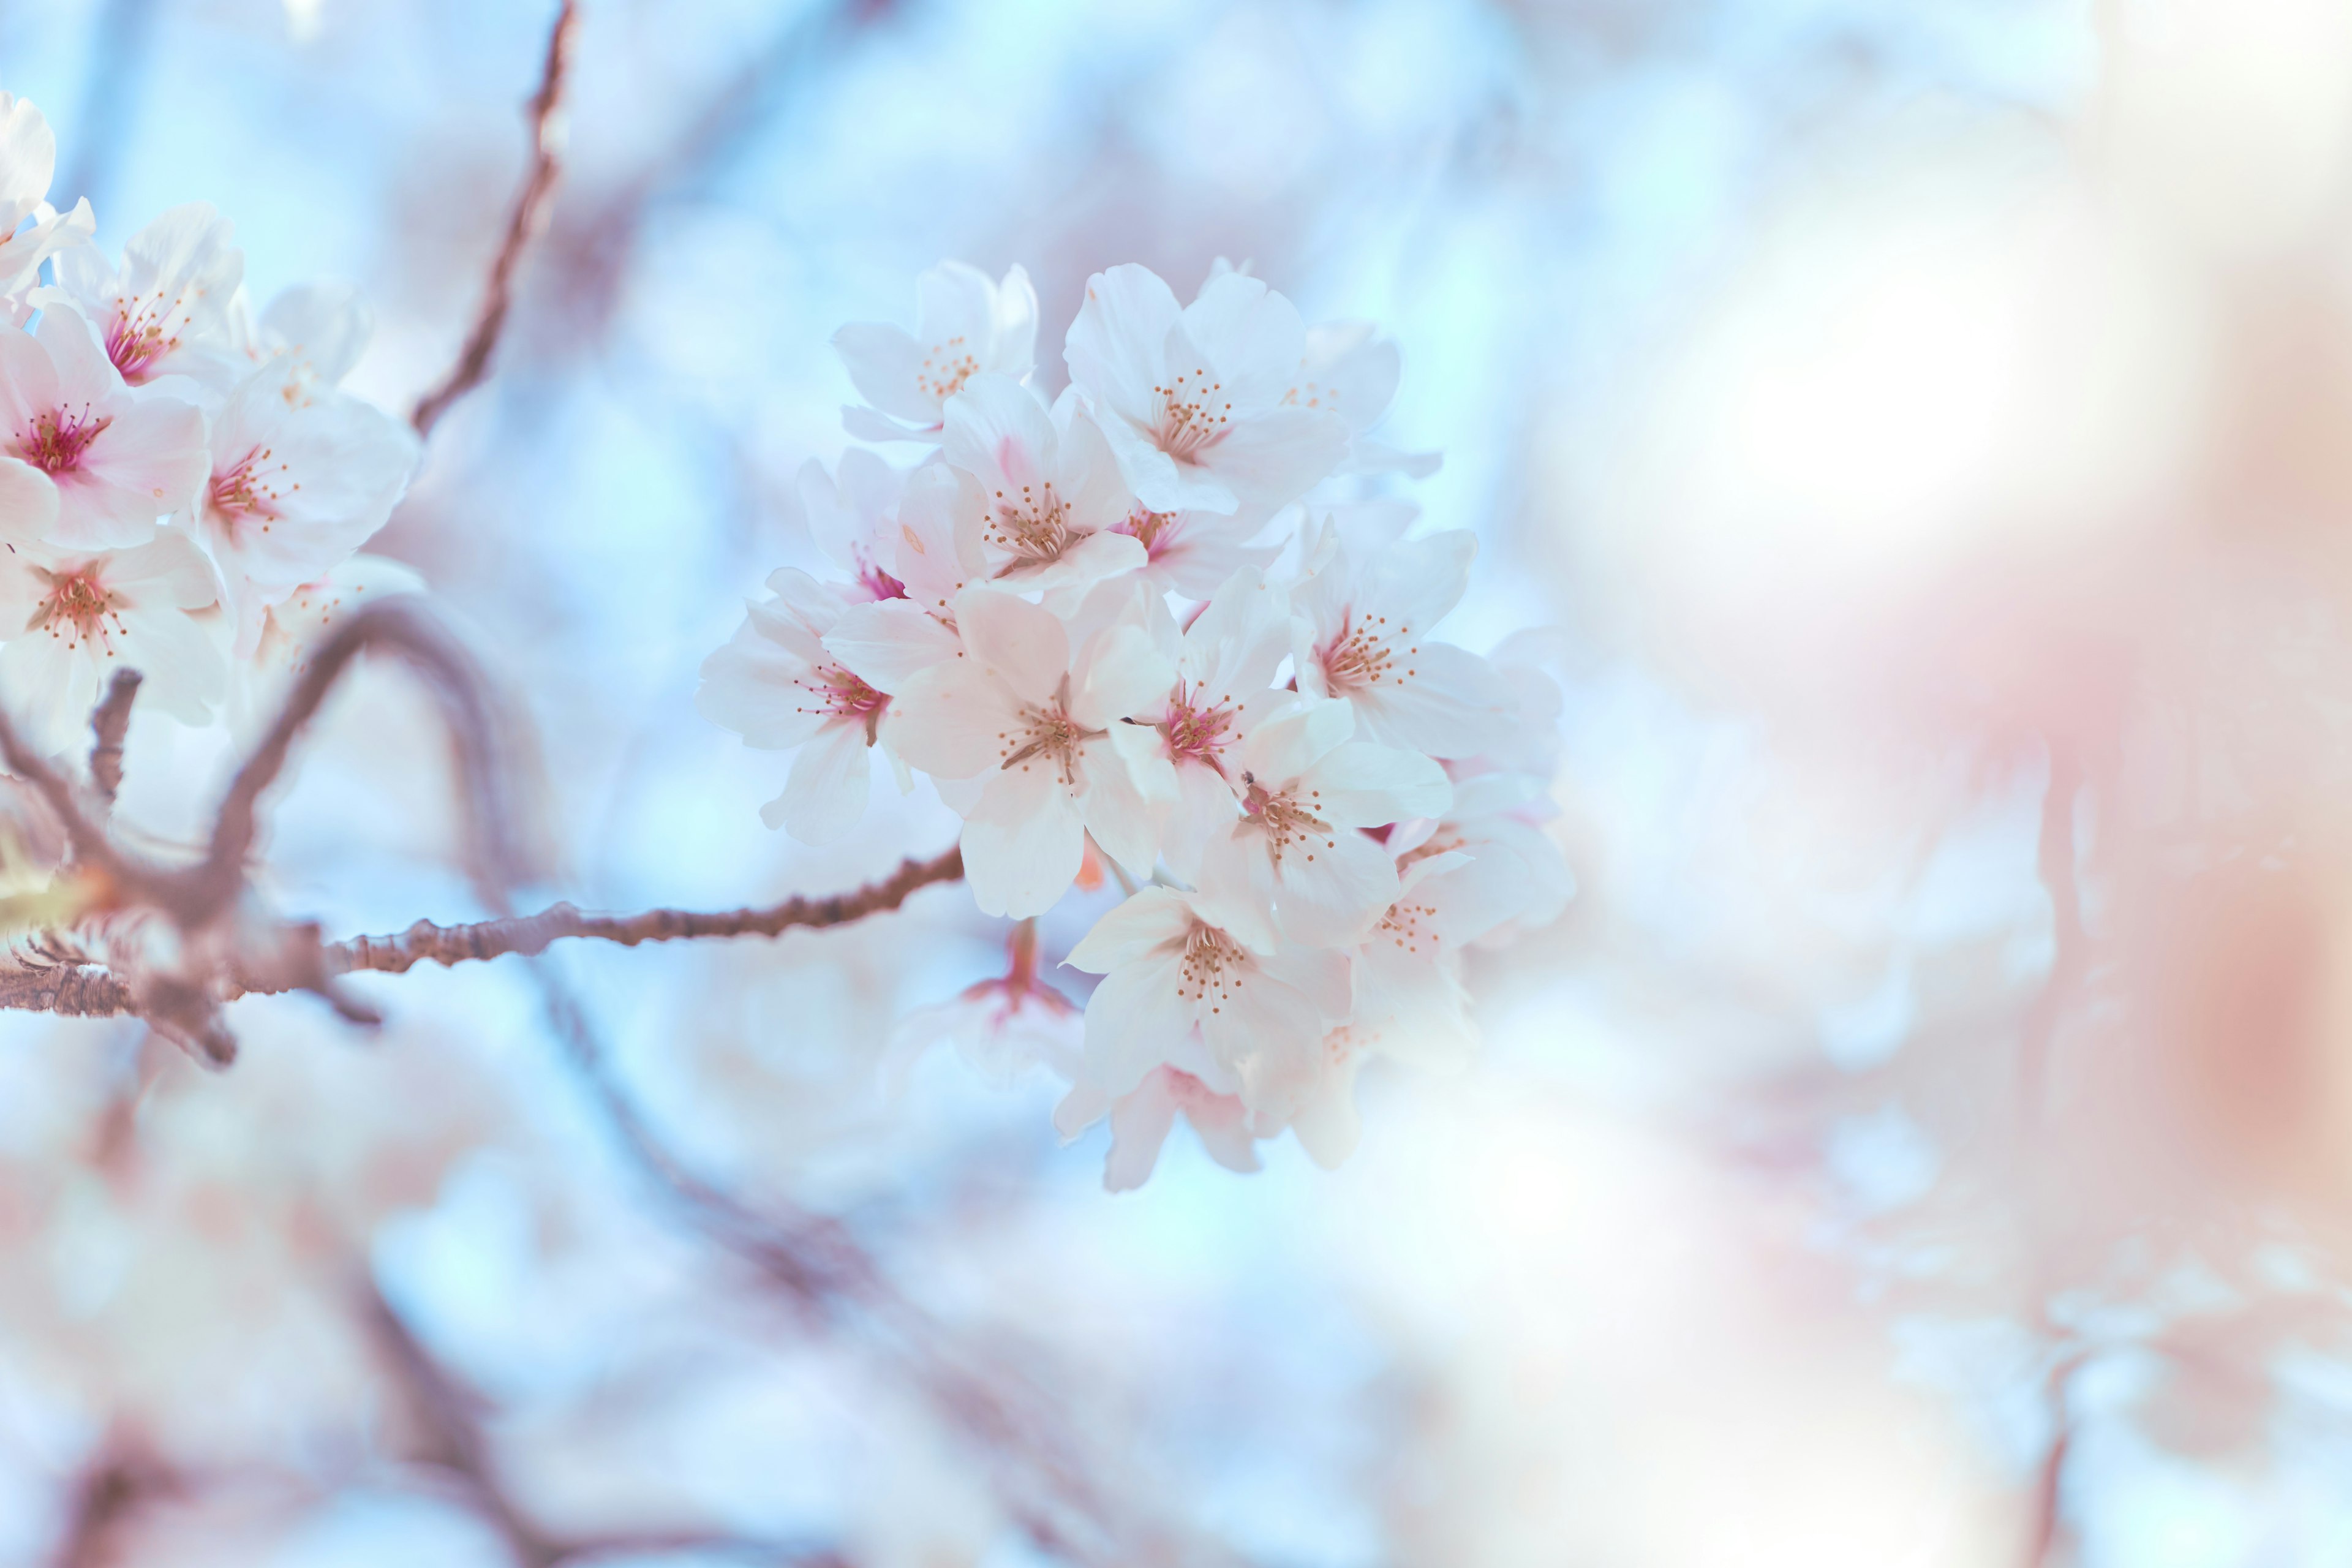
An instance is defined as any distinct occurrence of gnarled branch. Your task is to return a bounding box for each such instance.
[86,669,139,810]
[410,0,581,436]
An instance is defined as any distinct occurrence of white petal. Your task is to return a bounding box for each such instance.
[769,721,872,843]
[962,764,1085,918]
[822,600,959,692]
[1303,741,1452,826]
[951,585,1068,704]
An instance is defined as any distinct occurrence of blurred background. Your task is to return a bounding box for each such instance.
[2,0,2349,1561]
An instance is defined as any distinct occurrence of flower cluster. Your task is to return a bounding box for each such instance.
[701,260,1572,1187]
[0,94,420,755]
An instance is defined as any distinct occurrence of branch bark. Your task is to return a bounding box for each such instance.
[410,0,582,437]
[86,669,139,810]
[0,846,964,1020]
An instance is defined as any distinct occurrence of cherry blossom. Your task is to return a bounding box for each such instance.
[0,93,92,309]
[1196,696,1453,948]
[1112,500,1280,599]
[188,364,421,650]
[1123,565,1295,879]
[835,260,1038,442]
[698,567,907,843]
[0,529,224,753]
[38,203,244,392]
[1053,1064,1267,1191]
[235,281,373,402]
[1057,881,1350,1106]
[232,553,424,733]
[1391,769,1576,949]
[1290,509,1517,760]
[0,311,209,549]
[818,462,972,695]
[940,374,1142,593]
[1064,264,1349,519]
[884,921,1080,1091]
[887,583,1173,916]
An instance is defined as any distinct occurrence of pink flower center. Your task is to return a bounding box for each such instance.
[1319,612,1415,692]
[1161,685,1239,768]
[1240,772,1336,870]
[105,296,183,384]
[22,407,111,475]
[796,663,889,744]
[1174,921,1252,1012]
[29,565,121,650]
[209,445,290,528]
[1374,896,1439,956]
[1153,370,1230,461]
[853,550,908,602]
[997,683,1101,787]
[918,336,979,403]
[1119,504,1180,555]
[982,481,1075,568]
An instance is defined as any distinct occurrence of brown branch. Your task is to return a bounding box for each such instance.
[86,669,139,809]
[410,0,581,437]
[0,846,964,1022]
[195,597,527,924]
[329,845,963,979]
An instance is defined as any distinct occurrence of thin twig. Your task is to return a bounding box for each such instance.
[0,846,963,1020]
[330,846,963,978]
[87,669,140,810]
[410,0,582,437]
[2025,1351,2086,1567]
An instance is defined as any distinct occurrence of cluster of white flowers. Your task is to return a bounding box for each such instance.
[701,260,1573,1187]
[0,93,420,755]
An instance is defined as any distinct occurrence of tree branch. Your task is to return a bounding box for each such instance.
[329,846,963,979]
[410,0,582,437]
[86,669,139,810]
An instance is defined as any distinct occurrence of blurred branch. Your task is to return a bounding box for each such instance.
[0,846,965,1022]
[2026,1351,2086,1568]
[329,846,963,976]
[369,1286,846,1567]
[86,669,138,811]
[410,0,582,437]
[50,1440,176,1568]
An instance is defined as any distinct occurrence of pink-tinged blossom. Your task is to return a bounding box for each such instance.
[1393,769,1576,949]
[1125,565,1295,880]
[1197,697,1453,949]
[818,464,973,696]
[233,552,423,734]
[1290,510,1517,759]
[698,568,906,845]
[1058,881,1351,1107]
[791,448,911,601]
[0,94,93,310]
[834,260,1038,442]
[0,311,209,549]
[1054,1065,1268,1192]
[1112,500,1280,599]
[1064,264,1349,519]
[189,367,421,652]
[0,530,224,753]
[1294,320,1439,478]
[884,921,1080,1091]
[888,584,1174,917]
[232,281,373,404]
[942,374,1142,594]
[39,203,244,391]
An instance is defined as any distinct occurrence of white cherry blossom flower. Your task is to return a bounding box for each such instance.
[698,567,905,844]
[1290,320,1439,478]
[818,462,973,696]
[38,203,244,391]
[1196,696,1453,948]
[0,530,224,753]
[1290,510,1517,759]
[1111,500,1280,598]
[835,260,1038,442]
[1123,566,1294,879]
[1063,264,1349,519]
[1053,1064,1267,1192]
[0,94,93,309]
[230,281,373,404]
[888,583,1173,917]
[939,374,1142,594]
[1393,769,1575,949]
[0,311,209,549]
[883,921,1080,1091]
[1058,881,1350,1106]
[232,552,423,734]
[189,365,421,651]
